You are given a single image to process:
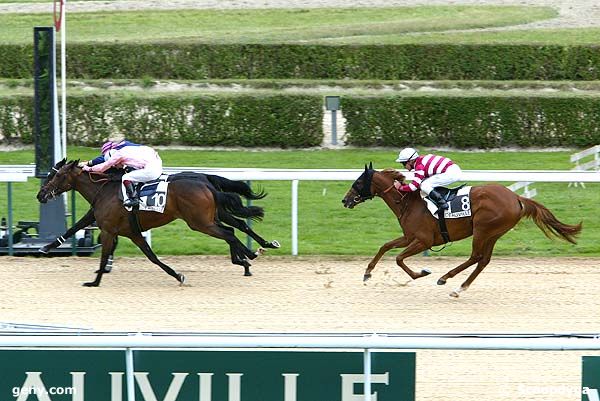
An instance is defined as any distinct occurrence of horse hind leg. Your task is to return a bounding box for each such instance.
[194,222,255,276]
[437,230,495,286]
[448,235,502,298]
[218,211,280,251]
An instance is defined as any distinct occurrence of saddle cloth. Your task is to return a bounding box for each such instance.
[423,186,472,219]
[120,174,170,213]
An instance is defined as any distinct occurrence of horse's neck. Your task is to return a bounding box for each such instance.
[378,184,420,217]
[75,174,113,205]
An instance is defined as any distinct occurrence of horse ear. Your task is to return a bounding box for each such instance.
[364,164,368,171]
[369,161,373,169]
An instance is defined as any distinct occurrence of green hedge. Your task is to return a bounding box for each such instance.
[0,94,323,147]
[4,93,600,148]
[343,96,600,148]
[3,43,600,80]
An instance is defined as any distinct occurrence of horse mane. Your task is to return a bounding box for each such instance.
[381,168,405,183]
[66,159,81,168]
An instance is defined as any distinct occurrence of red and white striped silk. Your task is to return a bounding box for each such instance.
[397,154,455,192]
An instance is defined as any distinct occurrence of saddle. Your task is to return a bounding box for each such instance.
[430,184,467,204]
[425,184,470,245]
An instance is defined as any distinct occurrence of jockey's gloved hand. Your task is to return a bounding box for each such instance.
[87,160,94,167]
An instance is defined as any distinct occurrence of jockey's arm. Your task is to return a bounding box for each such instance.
[85,155,125,173]
[87,155,105,167]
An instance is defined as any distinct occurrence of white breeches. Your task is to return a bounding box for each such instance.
[122,160,163,183]
[420,164,462,194]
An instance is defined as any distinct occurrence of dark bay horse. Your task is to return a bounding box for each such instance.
[342,164,582,297]
[39,160,279,260]
[37,159,277,287]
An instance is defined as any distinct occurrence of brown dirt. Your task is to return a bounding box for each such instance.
[1,254,599,400]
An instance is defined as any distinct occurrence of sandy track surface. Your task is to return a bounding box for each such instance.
[1,255,599,401]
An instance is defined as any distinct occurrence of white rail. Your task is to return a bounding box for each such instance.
[0,164,35,182]
[0,333,599,350]
[163,167,600,183]
[3,166,600,255]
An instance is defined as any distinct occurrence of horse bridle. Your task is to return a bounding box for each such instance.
[351,169,375,202]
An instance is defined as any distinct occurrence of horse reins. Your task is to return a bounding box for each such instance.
[85,170,111,207]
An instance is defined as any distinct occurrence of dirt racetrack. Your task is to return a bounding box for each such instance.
[1,254,599,400]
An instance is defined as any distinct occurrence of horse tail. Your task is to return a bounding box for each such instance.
[519,196,582,244]
[214,191,264,222]
[205,174,267,200]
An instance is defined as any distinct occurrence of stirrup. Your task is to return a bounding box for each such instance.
[123,198,139,207]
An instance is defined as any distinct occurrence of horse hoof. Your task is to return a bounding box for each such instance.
[244,271,253,277]
[83,282,99,287]
[449,291,460,298]
[94,268,111,274]
[271,240,281,248]
[421,268,431,276]
[437,278,446,285]
[178,273,186,284]
[39,248,49,255]
[363,274,372,282]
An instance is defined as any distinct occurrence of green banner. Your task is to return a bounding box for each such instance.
[0,350,415,401]
[0,350,124,401]
[582,356,600,401]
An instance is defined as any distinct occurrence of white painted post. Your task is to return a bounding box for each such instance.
[125,348,135,401]
[363,349,371,401]
[292,180,298,256]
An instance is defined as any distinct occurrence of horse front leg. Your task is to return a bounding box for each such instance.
[83,231,116,287]
[363,236,410,281]
[129,234,185,285]
[40,208,96,254]
[394,238,432,281]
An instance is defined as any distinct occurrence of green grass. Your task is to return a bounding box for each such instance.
[318,27,600,45]
[0,148,596,258]
[0,6,557,45]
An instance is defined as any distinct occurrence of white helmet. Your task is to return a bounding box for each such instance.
[395,148,419,163]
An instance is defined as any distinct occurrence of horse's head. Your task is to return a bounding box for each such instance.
[342,164,408,209]
[37,159,82,203]
[342,162,375,209]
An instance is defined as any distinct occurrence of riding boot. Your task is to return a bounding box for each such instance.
[428,189,449,210]
[122,180,139,208]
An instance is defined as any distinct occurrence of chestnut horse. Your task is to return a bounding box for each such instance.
[37,159,276,287]
[342,164,582,297]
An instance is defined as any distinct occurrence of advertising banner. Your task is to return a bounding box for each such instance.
[0,350,415,401]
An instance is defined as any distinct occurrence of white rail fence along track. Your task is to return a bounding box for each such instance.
[2,166,600,255]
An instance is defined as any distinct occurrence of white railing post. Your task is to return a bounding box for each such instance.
[125,348,135,401]
[363,348,371,401]
[291,180,299,256]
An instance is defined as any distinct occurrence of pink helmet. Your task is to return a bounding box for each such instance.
[101,141,114,154]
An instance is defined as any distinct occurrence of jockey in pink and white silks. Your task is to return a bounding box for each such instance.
[393,147,462,210]
[83,140,163,208]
